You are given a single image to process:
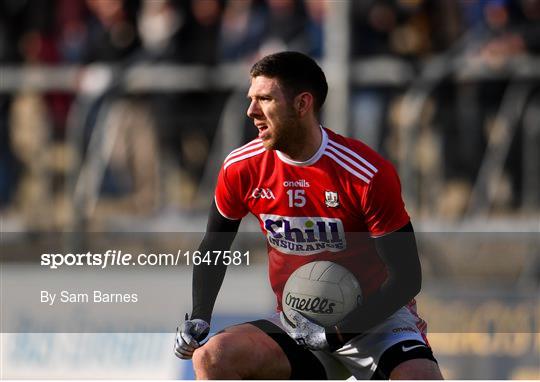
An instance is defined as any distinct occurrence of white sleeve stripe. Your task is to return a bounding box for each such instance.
[224,147,266,169]
[326,145,375,178]
[228,139,262,157]
[232,138,262,151]
[214,196,241,220]
[328,140,378,173]
[225,141,264,162]
[323,151,371,184]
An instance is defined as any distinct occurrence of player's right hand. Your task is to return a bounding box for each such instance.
[174,314,210,360]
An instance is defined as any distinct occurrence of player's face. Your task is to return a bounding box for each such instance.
[246,76,301,151]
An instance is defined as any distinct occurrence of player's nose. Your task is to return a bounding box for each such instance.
[247,100,261,119]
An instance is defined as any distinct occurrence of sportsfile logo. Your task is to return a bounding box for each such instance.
[260,214,346,255]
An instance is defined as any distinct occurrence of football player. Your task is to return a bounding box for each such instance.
[174,51,443,380]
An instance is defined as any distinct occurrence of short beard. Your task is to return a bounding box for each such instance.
[272,111,306,155]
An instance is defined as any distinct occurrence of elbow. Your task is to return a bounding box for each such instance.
[396,271,421,301]
[397,279,420,305]
[411,277,421,297]
[407,269,422,298]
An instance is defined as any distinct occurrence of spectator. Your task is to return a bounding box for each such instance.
[518,0,540,53]
[82,0,140,63]
[304,0,326,58]
[351,0,397,57]
[219,0,266,62]
[137,0,184,59]
[259,0,310,55]
[177,0,222,65]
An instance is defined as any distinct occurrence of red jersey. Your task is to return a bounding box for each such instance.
[214,127,410,311]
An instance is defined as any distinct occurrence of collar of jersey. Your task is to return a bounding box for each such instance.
[276,126,328,167]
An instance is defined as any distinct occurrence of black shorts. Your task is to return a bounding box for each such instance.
[248,319,328,379]
[371,339,438,379]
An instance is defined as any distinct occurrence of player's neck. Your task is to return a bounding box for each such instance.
[281,122,322,162]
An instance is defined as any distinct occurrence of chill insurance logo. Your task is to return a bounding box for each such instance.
[260,214,346,255]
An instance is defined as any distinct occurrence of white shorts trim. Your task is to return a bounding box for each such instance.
[268,306,428,379]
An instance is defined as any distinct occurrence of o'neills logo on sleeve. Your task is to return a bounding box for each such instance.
[260,214,346,255]
[284,292,337,314]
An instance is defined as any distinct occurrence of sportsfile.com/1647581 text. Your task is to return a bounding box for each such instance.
[40,250,250,269]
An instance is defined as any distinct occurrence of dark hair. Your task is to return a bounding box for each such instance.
[250,51,328,112]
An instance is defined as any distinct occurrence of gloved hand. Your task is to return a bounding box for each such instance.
[174,314,210,359]
[280,310,329,351]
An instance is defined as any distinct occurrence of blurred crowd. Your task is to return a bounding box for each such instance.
[2,0,540,65]
[1,0,540,230]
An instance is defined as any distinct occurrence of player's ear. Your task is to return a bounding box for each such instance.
[295,92,313,116]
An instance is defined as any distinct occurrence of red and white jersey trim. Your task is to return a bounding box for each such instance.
[276,126,328,166]
[227,138,262,157]
[214,195,239,220]
[324,139,378,184]
[329,140,378,173]
[224,139,265,169]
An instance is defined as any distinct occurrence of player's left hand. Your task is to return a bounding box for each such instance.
[280,310,329,351]
[174,314,210,360]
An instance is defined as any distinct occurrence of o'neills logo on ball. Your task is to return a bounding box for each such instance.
[285,292,336,314]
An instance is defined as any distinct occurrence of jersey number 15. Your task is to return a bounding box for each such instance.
[287,189,306,207]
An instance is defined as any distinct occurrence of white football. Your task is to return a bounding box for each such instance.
[282,261,362,327]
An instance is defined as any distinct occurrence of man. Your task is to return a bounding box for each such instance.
[174,51,443,380]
